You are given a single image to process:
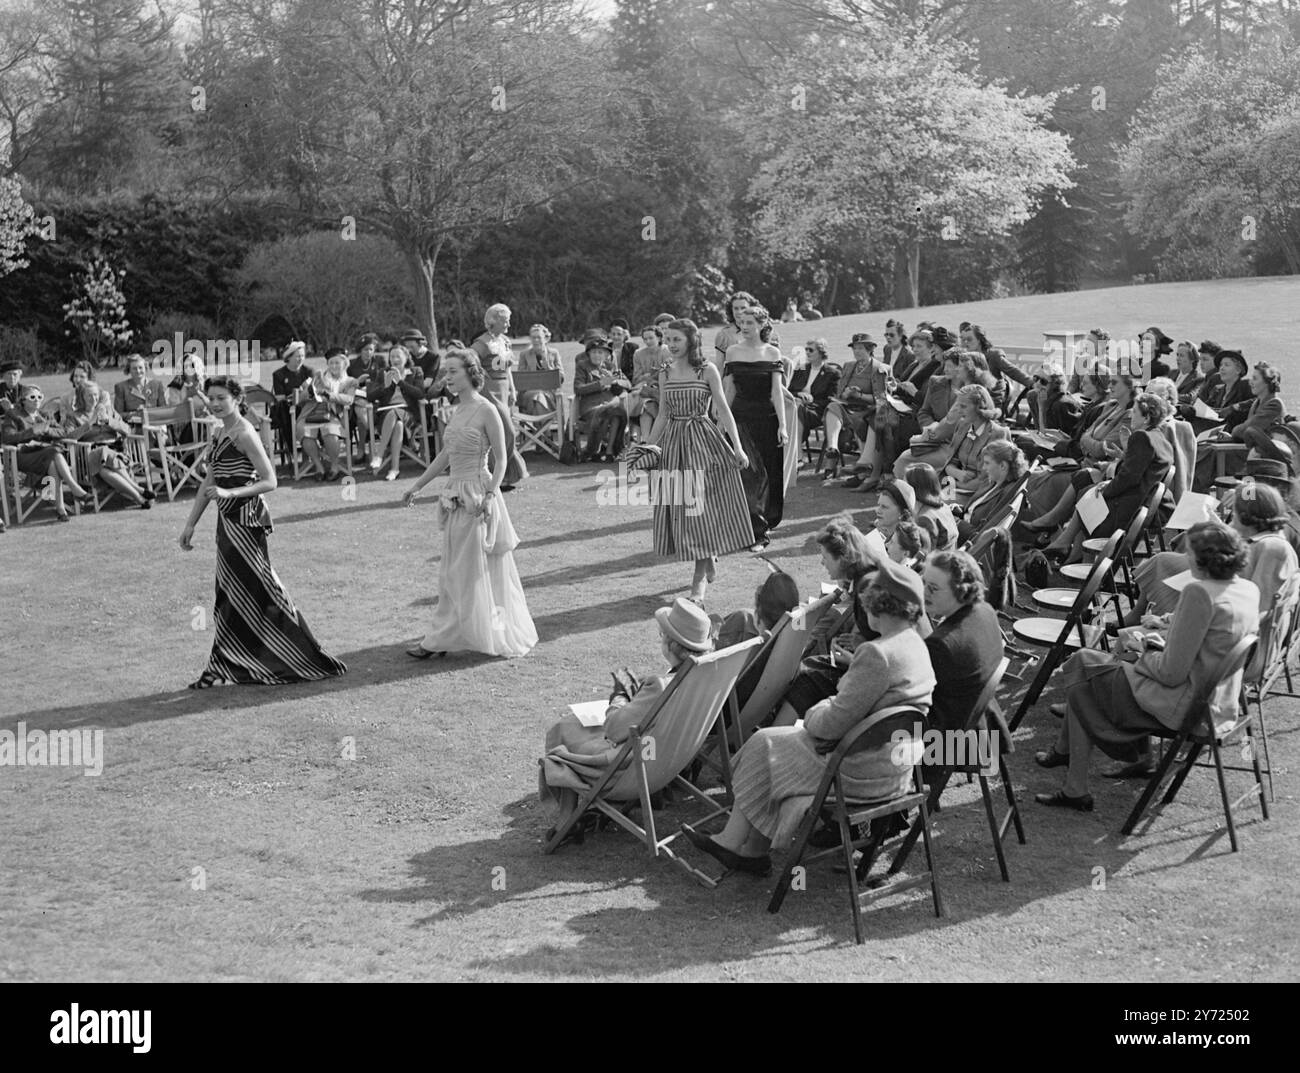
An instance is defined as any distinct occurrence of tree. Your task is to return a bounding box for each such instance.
[63,254,133,366]
[0,144,40,276]
[745,36,1074,307]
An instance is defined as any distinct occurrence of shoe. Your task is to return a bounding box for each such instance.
[749,540,770,553]
[842,474,865,489]
[1034,746,1070,768]
[188,670,224,690]
[1034,789,1094,812]
[369,458,384,474]
[384,470,398,481]
[405,647,447,659]
[500,483,515,492]
[680,824,771,876]
[1105,758,1157,780]
[1024,520,1056,532]
[138,497,153,510]
[1042,548,1067,565]
[55,512,71,523]
[1049,703,1066,719]
[327,468,344,482]
[141,488,157,502]
[852,476,882,493]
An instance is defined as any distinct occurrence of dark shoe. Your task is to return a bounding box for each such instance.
[1049,703,1066,719]
[141,488,157,502]
[188,670,224,690]
[1035,746,1070,768]
[1104,758,1157,780]
[55,512,72,523]
[138,497,153,510]
[1034,789,1094,812]
[499,483,515,492]
[405,647,446,660]
[681,824,771,876]
[327,467,344,482]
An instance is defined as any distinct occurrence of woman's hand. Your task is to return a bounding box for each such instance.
[179,525,195,551]
[402,489,419,508]
[203,486,232,502]
[732,446,749,468]
[776,428,789,446]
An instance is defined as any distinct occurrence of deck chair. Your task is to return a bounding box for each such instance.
[62,433,154,512]
[365,397,434,472]
[289,398,354,480]
[1008,553,1114,731]
[767,705,942,944]
[0,449,9,528]
[1240,574,1300,804]
[541,636,761,887]
[2,444,70,524]
[1120,634,1265,852]
[888,657,1024,883]
[512,370,567,460]
[138,403,213,500]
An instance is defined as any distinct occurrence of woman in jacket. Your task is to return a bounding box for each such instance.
[1195,361,1285,491]
[1035,523,1259,812]
[789,338,840,435]
[906,462,959,551]
[367,345,428,480]
[1173,341,1204,406]
[0,384,94,520]
[954,440,1028,546]
[935,385,1009,495]
[682,558,935,875]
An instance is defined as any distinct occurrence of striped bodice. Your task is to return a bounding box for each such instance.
[210,432,272,530]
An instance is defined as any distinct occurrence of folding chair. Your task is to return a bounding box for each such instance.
[0,449,8,529]
[61,433,154,513]
[512,370,567,461]
[366,398,434,472]
[2,444,70,524]
[961,488,1026,560]
[1240,574,1300,804]
[240,385,278,461]
[138,404,214,501]
[888,657,1024,883]
[1040,515,1144,621]
[767,705,942,944]
[289,398,354,480]
[1120,634,1266,852]
[541,637,762,887]
[1008,553,1115,731]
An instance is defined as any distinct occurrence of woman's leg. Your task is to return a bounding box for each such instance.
[689,558,709,602]
[823,406,844,456]
[323,432,342,472]
[387,418,405,476]
[1029,485,1079,528]
[97,467,146,504]
[302,431,322,472]
[49,455,88,499]
[713,806,764,854]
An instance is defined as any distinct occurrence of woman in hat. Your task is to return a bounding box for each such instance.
[179,377,347,689]
[539,597,715,839]
[402,349,537,659]
[1186,348,1252,435]
[906,463,959,551]
[1036,523,1258,812]
[573,334,631,461]
[1195,361,1285,491]
[682,558,935,876]
[0,360,24,415]
[871,478,915,543]
[723,304,792,549]
[646,318,753,604]
[1142,326,1175,380]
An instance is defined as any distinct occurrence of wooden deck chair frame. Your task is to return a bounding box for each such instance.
[138,403,213,501]
[1008,553,1115,732]
[888,657,1024,883]
[61,433,154,513]
[0,448,8,528]
[1120,634,1265,852]
[2,443,71,524]
[1240,574,1300,804]
[289,398,354,481]
[512,370,567,460]
[767,705,942,944]
[541,636,762,888]
[365,398,434,472]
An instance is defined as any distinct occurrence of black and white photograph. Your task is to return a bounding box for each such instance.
[1,0,1296,1020]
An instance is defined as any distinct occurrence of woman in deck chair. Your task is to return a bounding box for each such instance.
[682,559,935,876]
[539,599,715,839]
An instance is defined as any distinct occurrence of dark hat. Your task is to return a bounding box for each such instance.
[878,479,917,516]
[867,556,925,608]
[654,597,713,653]
[1216,349,1248,374]
[1244,457,1293,484]
[849,333,876,350]
[0,361,22,374]
[401,328,426,344]
[930,326,957,350]
[584,334,612,353]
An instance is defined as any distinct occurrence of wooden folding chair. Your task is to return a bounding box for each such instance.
[1120,634,1265,852]
[0,449,9,529]
[138,403,214,501]
[540,637,762,887]
[1008,553,1115,731]
[61,433,154,513]
[289,398,354,480]
[888,657,1024,883]
[512,369,567,461]
[767,705,942,944]
[366,398,434,473]
[2,444,69,524]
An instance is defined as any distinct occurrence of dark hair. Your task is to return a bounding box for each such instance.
[755,572,800,630]
[664,634,713,666]
[446,348,486,389]
[640,325,663,342]
[1134,392,1169,427]
[203,376,244,400]
[928,550,986,605]
[667,318,706,369]
[891,520,929,561]
[69,360,96,383]
[1088,327,1111,342]
[1254,362,1281,395]
[964,323,992,354]
[1114,373,1135,397]
[905,463,944,508]
[815,512,875,583]
[324,346,347,360]
[1144,327,1173,356]
[1175,340,1198,368]
[860,584,924,625]
[1199,340,1222,357]
[982,439,1028,480]
[1187,522,1247,580]
[1088,368,1112,395]
[724,291,758,329]
[1233,482,1288,533]
[609,317,629,332]
[885,318,907,338]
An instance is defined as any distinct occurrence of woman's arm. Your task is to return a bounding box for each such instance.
[1133,584,1213,686]
[806,642,889,743]
[770,368,787,442]
[405,443,452,499]
[480,400,507,494]
[225,424,278,498]
[704,363,747,464]
[180,453,218,540]
[646,368,670,445]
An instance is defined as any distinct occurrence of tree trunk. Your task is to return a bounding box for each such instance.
[892,239,920,308]
[404,243,443,350]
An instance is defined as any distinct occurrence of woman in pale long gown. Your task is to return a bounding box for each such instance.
[402,350,537,658]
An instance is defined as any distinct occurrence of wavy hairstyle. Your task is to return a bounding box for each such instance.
[667,318,707,369]
[927,549,986,605]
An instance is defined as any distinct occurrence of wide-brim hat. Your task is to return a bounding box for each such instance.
[849,333,876,350]
[654,597,714,653]
[1215,350,1248,374]
[867,556,925,607]
[879,478,917,516]
[401,328,426,344]
[1244,456,1294,484]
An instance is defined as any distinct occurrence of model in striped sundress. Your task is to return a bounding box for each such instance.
[647,319,753,606]
[179,379,346,689]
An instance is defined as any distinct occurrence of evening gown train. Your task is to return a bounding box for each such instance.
[204,434,347,684]
[419,411,537,656]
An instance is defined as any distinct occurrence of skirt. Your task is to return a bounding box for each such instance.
[1059,649,1164,762]
[13,444,60,477]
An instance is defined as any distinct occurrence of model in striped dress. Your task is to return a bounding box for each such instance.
[647,319,753,606]
[179,378,347,689]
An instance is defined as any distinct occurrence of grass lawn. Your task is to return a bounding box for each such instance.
[4,278,1299,981]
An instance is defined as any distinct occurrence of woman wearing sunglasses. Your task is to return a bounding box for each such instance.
[0,386,94,521]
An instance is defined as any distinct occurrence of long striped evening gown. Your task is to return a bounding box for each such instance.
[652,369,752,560]
[203,433,347,684]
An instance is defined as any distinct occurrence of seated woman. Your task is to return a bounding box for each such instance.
[933,385,1009,495]
[367,344,427,480]
[1128,480,1297,624]
[1035,522,1260,812]
[516,323,564,416]
[906,462,958,551]
[887,519,930,566]
[953,440,1027,546]
[871,478,916,544]
[1025,362,1082,437]
[539,598,714,837]
[922,550,1004,733]
[1142,376,1197,502]
[301,348,358,481]
[627,324,669,440]
[713,569,801,649]
[1187,349,1252,436]
[1172,340,1205,407]
[789,338,840,436]
[166,353,210,444]
[1041,392,1174,565]
[58,362,155,509]
[573,334,631,462]
[1022,367,1119,521]
[1194,361,1285,491]
[0,384,94,520]
[681,558,936,875]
